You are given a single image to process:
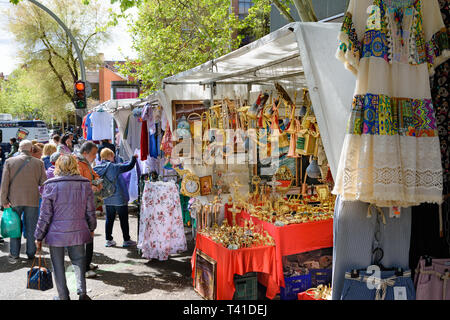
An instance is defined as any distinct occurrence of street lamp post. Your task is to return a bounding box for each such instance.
[27,0,86,83]
[27,0,87,132]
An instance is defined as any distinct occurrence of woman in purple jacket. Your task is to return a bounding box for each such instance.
[34,155,97,300]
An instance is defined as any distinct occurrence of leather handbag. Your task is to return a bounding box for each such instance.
[27,250,53,291]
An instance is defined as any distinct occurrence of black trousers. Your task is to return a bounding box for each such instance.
[85,241,94,271]
[409,201,450,278]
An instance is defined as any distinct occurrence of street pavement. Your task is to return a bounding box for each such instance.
[0,210,202,300]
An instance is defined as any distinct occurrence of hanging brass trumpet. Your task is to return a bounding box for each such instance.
[296,89,319,156]
[287,91,301,158]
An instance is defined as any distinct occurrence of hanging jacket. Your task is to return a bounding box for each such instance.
[93,157,137,206]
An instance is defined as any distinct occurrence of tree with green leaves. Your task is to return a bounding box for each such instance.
[85,0,316,95]
[118,0,243,93]
[6,0,110,111]
[0,68,45,120]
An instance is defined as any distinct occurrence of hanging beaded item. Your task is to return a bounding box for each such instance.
[393,8,405,46]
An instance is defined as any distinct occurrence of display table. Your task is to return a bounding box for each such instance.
[191,233,279,300]
[225,205,333,289]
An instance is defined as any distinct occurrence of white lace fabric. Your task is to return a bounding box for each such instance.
[333,134,443,207]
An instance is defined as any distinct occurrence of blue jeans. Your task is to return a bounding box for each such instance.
[341,270,416,300]
[105,205,130,242]
[50,245,86,300]
[10,206,39,258]
[21,198,41,239]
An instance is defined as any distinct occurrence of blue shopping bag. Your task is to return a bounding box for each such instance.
[1,208,21,238]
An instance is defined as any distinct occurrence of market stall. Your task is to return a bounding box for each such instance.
[161,7,450,300]
[153,21,354,300]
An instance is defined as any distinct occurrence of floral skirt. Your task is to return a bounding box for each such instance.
[138,181,187,261]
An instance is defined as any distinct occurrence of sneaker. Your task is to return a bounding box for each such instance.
[79,294,92,300]
[7,255,19,264]
[89,263,99,270]
[122,240,137,248]
[105,240,116,247]
[85,270,97,278]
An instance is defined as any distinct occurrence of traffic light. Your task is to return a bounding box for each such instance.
[73,80,86,109]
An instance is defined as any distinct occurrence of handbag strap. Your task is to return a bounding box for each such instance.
[187,112,201,121]
[27,249,48,290]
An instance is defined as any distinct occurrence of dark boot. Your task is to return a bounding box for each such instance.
[79,294,92,300]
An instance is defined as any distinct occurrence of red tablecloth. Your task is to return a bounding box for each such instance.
[191,233,279,300]
[298,291,325,300]
[225,206,333,289]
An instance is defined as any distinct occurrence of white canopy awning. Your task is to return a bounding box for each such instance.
[163,23,304,88]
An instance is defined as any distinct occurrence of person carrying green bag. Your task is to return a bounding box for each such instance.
[0,140,47,264]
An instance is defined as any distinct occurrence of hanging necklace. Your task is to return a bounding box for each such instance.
[393,8,405,46]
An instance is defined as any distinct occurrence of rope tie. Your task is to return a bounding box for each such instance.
[372,277,397,300]
[367,204,387,225]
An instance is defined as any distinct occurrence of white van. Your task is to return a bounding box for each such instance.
[0,120,49,155]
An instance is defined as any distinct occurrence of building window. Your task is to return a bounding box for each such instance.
[238,0,253,19]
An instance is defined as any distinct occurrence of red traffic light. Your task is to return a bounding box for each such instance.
[75,81,85,91]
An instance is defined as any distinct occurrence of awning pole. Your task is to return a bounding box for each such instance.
[247,84,252,105]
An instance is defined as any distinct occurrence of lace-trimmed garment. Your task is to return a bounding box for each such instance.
[138,181,187,261]
[333,0,449,207]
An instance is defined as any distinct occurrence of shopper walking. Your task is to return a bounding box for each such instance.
[0,145,5,186]
[0,145,4,244]
[7,138,19,158]
[41,144,57,170]
[97,140,116,160]
[0,140,47,263]
[51,134,61,147]
[76,141,102,278]
[58,133,73,155]
[34,155,96,300]
[31,144,43,159]
[94,148,137,247]
[45,152,60,180]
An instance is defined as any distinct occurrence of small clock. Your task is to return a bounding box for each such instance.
[181,172,201,197]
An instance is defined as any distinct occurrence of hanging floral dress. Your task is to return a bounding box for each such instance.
[333,0,449,207]
[138,180,187,261]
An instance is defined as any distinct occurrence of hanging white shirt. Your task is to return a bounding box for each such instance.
[91,111,114,141]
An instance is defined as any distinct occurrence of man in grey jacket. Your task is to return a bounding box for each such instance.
[1,140,47,264]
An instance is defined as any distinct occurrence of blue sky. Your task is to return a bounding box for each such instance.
[0,0,137,75]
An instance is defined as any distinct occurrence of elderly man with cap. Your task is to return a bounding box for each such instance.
[1,139,47,264]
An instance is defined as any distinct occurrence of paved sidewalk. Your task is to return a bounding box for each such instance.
[0,211,201,300]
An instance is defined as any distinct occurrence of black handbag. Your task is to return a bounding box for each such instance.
[27,250,53,291]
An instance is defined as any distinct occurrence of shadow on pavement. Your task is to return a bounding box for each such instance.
[90,268,191,295]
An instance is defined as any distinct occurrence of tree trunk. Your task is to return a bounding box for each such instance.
[272,0,295,23]
[291,0,317,22]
